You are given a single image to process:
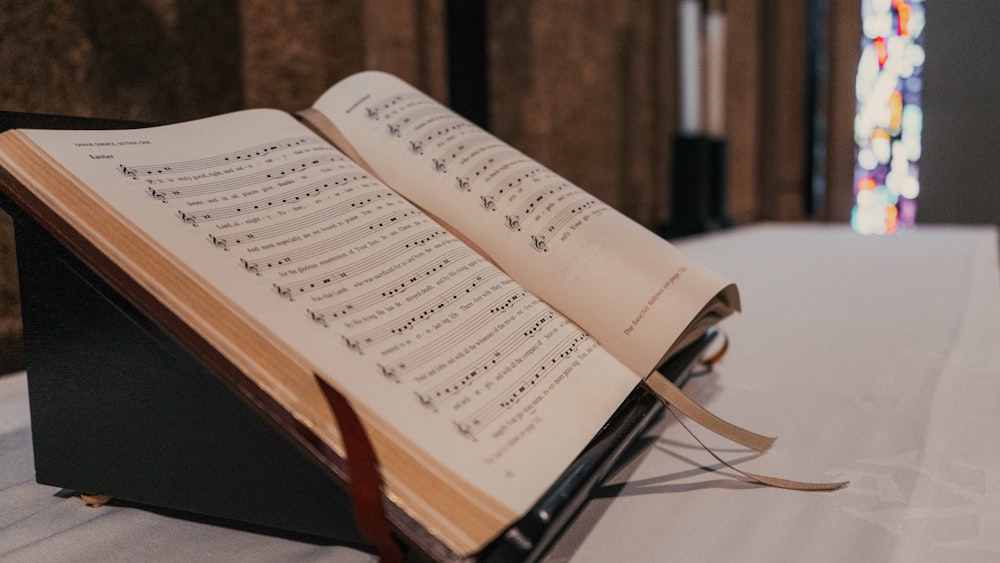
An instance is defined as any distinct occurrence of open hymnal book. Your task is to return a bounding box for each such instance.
[0,72,742,557]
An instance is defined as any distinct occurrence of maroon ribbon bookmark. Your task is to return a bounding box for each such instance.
[316,375,403,563]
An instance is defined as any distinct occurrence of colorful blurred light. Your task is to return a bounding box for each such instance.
[852,0,924,235]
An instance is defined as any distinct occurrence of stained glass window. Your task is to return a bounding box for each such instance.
[852,0,925,234]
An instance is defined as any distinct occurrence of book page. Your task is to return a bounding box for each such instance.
[312,72,739,377]
[17,110,638,538]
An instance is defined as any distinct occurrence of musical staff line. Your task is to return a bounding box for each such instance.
[307,247,479,325]
[504,181,568,231]
[377,284,527,377]
[414,309,556,409]
[406,115,475,156]
[530,197,599,252]
[417,118,476,144]
[386,104,441,136]
[273,228,448,300]
[430,134,495,174]
[347,270,505,354]
[176,171,370,224]
[454,329,589,438]
[119,137,320,177]
[365,92,423,120]
[480,164,547,211]
[149,153,342,201]
[209,190,397,249]
[452,150,515,198]
[241,210,425,272]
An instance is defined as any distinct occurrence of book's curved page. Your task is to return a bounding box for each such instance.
[311,72,739,377]
[5,109,638,555]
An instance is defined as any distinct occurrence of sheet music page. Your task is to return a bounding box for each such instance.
[312,72,737,377]
[21,109,638,518]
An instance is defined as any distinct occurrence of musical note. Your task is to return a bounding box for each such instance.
[411,119,475,145]
[262,228,448,297]
[124,137,319,177]
[452,328,588,437]
[385,104,441,137]
[308,248,476,324]
[412,308,553,410]
[364,92,422,122]
[426,136,495,177]
[505,182,567,231]
[527,197,600,253]
[179,172,371,223]
[376,280,525,378]
[451,149,519,195]
[348,271,501,352]
[208,190,396,248]
[158,154,343,202]
[481,164,546,206]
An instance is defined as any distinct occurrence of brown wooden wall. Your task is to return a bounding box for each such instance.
[0,0,858,372]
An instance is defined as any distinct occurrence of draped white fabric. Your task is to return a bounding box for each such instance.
[549,224,1000,563]
[3,224,998,562]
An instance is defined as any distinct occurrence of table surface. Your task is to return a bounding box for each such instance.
[2,223,998,562]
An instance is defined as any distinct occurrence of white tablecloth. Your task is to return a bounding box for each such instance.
[2,224,998,562]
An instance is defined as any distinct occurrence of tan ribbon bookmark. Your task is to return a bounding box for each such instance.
[642,371,848,491]
[643,371,775,452]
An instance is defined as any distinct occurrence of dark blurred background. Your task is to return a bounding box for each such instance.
[0,0,997,374]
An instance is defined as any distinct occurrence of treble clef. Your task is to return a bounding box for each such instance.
[505,215,521,231]
[209,234,229,250]
[415,392,434,409]
[307,310,327,327]
[119,164,138,178]
[241,258,260,274]
[378,364,399,381]
[531,235,547,252]
[456,176,470,191]
[177,211,197,226]
[454,421,475,438]
[274,283,293,300]
[343,336,363,353]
